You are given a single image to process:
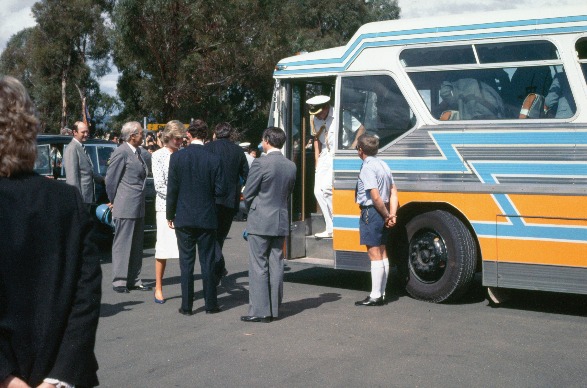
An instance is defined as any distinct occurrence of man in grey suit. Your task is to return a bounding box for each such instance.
[241,127,296,323]
[105,121,152,293]
[64,121,102,209]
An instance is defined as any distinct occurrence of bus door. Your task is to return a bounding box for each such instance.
[284,79,335,260]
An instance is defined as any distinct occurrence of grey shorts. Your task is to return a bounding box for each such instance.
[359,206,389,247]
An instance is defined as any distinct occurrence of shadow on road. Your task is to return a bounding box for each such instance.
[488,289,587,317]
[100,301,143,318]
[280,292,342,318]
[192,271,250,314]
[284,266,372,291]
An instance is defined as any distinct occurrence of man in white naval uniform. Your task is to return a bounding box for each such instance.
[307,95,336,239]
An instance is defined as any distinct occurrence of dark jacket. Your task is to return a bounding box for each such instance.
[0,173,101,387]
[166,144,225,229]
[205,138,249,209]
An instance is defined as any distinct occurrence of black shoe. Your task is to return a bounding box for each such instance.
[354,296,384,306]
[206,307,221,314]
[240,315,272,323]
[129,284,153,291]
[113,286,130,293]
[178,308,193,316]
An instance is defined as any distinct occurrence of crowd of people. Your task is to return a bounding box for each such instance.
[0,77,399,387]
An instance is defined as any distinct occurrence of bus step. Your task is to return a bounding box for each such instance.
[305,234,334,260]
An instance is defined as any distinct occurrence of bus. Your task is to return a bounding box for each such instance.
[268,6,587,303]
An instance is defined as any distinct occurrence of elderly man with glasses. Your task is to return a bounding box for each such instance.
[105,121,152,294]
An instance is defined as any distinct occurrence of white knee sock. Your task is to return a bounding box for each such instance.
[382,258,390,297]
[370,260,385,299]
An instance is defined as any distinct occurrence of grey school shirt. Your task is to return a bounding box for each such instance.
[355,156,394,206]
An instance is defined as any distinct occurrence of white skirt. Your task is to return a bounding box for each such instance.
[155,211,179,259]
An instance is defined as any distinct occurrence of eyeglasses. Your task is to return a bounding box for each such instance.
[355,145,360,151]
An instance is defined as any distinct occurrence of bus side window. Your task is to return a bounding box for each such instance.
[576,38,587,83]
[544,69,576,119]
[339,75,414,150]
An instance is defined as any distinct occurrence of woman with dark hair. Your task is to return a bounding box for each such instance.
[0,76,101,387]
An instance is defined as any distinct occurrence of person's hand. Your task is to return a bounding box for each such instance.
[167,220,174,229]
[385,215,397,228]
[0,375,31,388]
[36,383,56,388]
[107,202,113,209]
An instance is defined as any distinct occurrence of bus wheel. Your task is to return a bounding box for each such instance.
[405,210,476,303]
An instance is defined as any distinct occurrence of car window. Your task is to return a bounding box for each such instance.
[34,144,52,175]
[93,145,115,176]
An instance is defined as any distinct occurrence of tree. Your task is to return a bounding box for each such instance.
[111,0,400,141]
[0,0,112,132]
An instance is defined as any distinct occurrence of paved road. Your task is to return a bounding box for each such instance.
[95,221,587,387]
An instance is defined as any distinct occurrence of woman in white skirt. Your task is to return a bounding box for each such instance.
[152,120,185,303]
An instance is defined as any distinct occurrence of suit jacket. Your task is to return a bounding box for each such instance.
[244,151,296,236]
[166,144,225,229]
[205,138,249,209]
[0,173,101,387]
[105,142,148,219]
[64,139,95,204]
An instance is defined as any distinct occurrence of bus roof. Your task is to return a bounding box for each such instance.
[274,6,587,78]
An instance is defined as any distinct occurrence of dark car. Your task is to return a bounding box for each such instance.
[34,135,156,241]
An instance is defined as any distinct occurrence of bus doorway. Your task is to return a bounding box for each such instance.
[286,79,335,263]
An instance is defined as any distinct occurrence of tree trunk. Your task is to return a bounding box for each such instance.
[60,54,71,130]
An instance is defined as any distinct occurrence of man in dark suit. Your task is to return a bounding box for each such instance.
[205,122,249,280]
[167,120,225,316]
[241,127,296,323]
[105,121,151,293]
[64,121,102,209]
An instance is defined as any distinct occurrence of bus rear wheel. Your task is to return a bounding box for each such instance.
[405,210,476,303]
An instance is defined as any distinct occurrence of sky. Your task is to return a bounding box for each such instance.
[0,0,586,96]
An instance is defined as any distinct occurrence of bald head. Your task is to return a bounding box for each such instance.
[73,121,89,143]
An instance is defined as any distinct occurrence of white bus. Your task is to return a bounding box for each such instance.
[269,6,587,302]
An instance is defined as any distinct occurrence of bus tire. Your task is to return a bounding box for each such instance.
[405,210,476,303]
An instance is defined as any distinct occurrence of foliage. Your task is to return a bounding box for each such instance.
[0,0,111,132]
[111,0,400,142]
[1,0,399,139]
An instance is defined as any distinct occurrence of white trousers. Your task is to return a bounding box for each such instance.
[314,151,333,233]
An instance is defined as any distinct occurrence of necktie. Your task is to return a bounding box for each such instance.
[82,144,93,166]
[136,148,145,165]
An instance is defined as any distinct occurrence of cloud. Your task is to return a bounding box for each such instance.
[0,0,37,51]
[398,0,586,19]
[98,65,119,96]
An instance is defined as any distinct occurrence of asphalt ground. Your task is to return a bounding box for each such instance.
[95,221,587,387]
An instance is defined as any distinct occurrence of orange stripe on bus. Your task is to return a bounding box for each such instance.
[508,194,587,225]
[497,238,587,267]
[332,229,362,251]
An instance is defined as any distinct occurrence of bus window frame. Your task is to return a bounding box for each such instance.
[336,71,418,152]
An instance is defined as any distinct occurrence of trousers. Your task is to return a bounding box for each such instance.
[314,151,333,233]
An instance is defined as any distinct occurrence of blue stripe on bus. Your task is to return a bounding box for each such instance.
[334,131,587,173]
[275,21,587,76]
[333,130,587,243]
[334,216,587,243]
[280,14,587,68]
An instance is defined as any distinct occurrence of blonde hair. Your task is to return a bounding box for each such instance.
[0,76,40,177]
[163,120,185,145]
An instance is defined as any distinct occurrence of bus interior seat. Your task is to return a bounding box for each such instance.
[439,110,460,120]
[519,93,545,119]
[503,66,552,118]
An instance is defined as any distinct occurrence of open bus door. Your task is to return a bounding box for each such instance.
[281,79,336,262]
[286,82,306,259]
